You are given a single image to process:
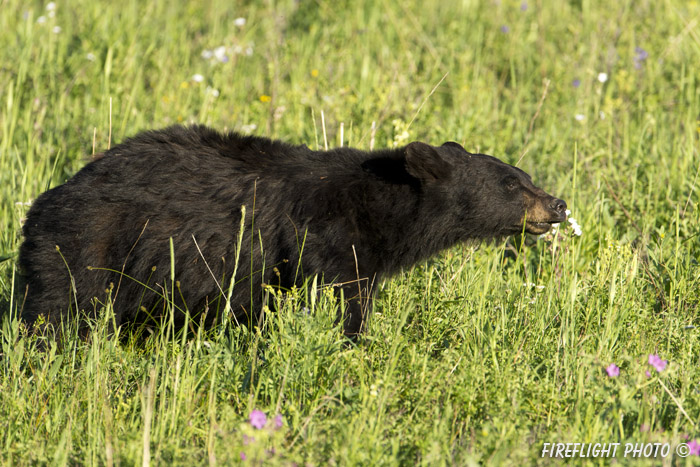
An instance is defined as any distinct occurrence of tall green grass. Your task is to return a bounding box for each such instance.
[1,0,699,464]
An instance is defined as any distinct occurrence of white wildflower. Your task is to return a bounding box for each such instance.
[46,2,57,11]
[575,114,585,121]
[233,17,246,27]
[52,25,61,33]
[206,86,220,97]
[273,105,286,121]
[37,15,47,23]
[597,72,608,83]
[568,217,583,236]
[86,52,96,61]
[201,49,213,59]
[192,73,204,83]
[214,46,228,62]
[241,123,257,133]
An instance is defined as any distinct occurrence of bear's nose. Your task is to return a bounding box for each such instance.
[549,198,567,213]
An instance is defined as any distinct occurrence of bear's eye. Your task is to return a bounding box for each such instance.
[503,176,519,191]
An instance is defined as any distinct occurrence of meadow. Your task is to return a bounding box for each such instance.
[1,0,699,464]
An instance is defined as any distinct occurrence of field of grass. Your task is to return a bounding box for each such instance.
[1,0,700,464]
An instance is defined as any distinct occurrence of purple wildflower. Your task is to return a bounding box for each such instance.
[648,354,667,372]
[249,410,267,429]
[520,2,528,11]
[634,47,649,69]
[500,25,510,33]
[274,414,284,429]
[605,363,620,377]
[689,440,700,456]
[635,47,649,60]
[240,452,247,460]
[572,78,581,88]
[645,370,652,378]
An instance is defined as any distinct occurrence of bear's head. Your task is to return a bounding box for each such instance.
[404,141,567,239]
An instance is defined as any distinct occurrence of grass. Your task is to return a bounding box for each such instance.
[1,0,700,464]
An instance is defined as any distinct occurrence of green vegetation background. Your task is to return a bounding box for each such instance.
[1,0,699,464]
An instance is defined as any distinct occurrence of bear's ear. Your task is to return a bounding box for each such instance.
[405,142,452,182]
[441,141,467,152]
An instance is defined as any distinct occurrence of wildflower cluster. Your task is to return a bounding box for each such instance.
[186,17,254,100]
[605,363,620,377]
[633,47,649,69]
[497,2,529,33]
[390,119,410,148]
[201,38,254,64]
[601,354,700,454]
[522,282,546,291]
[540,209,582,241]
[33,2,61,34]
[647,354,667,373]
[566,213,582,236]
[689,440,700,456]
[605,353,669,379]
[520,282,546,305]
[238,409,287,462]
[240,123,258,133]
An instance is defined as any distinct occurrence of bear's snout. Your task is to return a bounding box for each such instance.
[549,198,567,218]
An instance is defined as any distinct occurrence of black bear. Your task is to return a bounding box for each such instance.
[16,125,566,337]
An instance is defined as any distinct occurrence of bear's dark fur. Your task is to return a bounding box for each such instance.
[16,125,566,337]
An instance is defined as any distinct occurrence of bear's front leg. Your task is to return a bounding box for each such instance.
[336,280,375,338]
